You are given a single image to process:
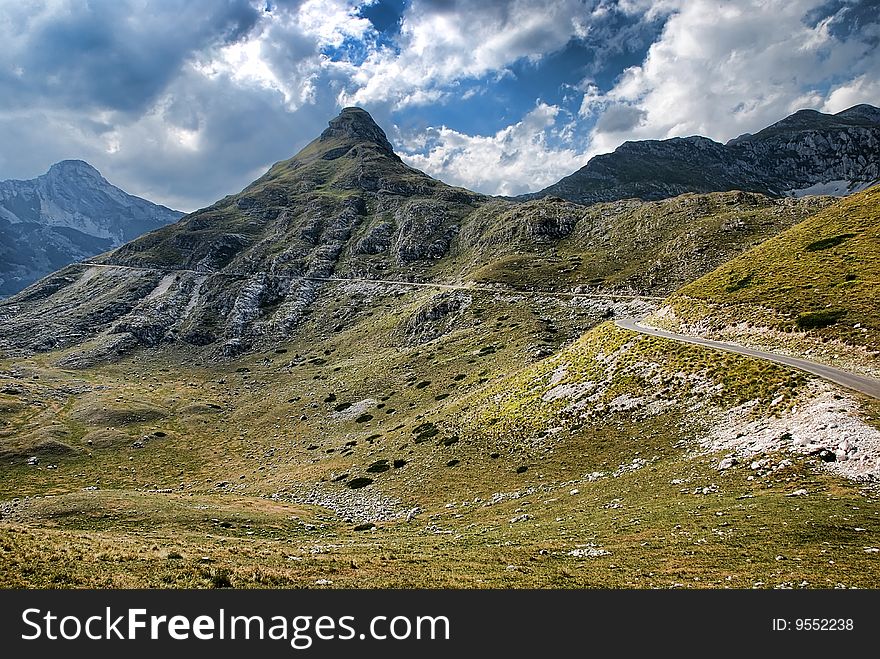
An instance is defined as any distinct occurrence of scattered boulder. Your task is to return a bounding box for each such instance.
[82,429,131,449]
[717,456,738,470]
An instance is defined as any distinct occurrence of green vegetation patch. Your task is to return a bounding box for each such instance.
[795,309,847,329]
[668,186,880,349]
[461,322,804,449]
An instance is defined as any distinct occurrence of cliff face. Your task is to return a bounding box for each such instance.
[728,106,880,195]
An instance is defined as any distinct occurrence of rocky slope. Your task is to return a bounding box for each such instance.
[526,104,879,205]
[0,109,488,358]
[0,160,182,295]
[1,109,879,590]
[0,109,834,363]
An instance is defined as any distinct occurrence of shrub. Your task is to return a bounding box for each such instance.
[795,309,846,329]
[805,233,856,251]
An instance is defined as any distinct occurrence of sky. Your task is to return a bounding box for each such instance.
[0,0,878,212]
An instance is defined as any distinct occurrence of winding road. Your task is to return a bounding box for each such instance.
[59,262,880,399]
[615,317,880,400]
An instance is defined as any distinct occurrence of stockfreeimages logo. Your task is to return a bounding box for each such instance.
[21,608,450,649]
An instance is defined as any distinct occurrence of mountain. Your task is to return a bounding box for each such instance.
[0,108,487,358]
[0,160,182,295]
[525,104,880,205]
[0,108,829,362]
[2,107,880,590]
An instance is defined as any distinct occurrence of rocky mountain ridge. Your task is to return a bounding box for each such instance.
[0,160,182,294]
[525,104,879,204]
[0,108,838,362]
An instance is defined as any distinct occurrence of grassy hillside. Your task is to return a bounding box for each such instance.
[655,185,880,372]
[2,295,879,588]
[456,192,831,295]
[0,184,831,363]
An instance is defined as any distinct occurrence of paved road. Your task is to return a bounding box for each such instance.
[26,261,880,397]
[615,317,880,399]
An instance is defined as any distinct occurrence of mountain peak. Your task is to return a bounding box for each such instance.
[319,107,394,153]
[835,103,880,123]
[47,159,104,181]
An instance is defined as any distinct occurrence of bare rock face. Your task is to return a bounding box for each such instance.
[354,222,393,255]
[393,200,458,262]
[402,291,472,345]
[526,104,880,204]
[319,107,395,155]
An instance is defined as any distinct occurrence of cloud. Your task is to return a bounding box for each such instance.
[337,0,605,109]
[295,0,375,48]
[0,0,262,114]
[594,103,645,132]
[585,0,880,154]
[0,0,877,209]
[822,74,880,113]
[0,0,339,210]
[398,102,587,196]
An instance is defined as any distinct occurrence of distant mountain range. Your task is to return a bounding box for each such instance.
[522,104,880,204]
[0,160,182,295]
[2,106,880,591]
[0,106,851,361]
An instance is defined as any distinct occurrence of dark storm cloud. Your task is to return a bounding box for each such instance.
[104,69,336,211]
[594,104,645,133]
[0,0,262,114]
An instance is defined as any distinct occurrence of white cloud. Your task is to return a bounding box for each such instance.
[398,102,587,196]
[296,0,375,48]
[398,0,880,197]
[0,0,877,207]
[577,82,603,117]
[338,0,605,109]
[585,0,880,155]
[823,74,880,113]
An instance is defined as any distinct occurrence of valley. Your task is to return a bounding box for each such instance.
[1,107,879,589]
